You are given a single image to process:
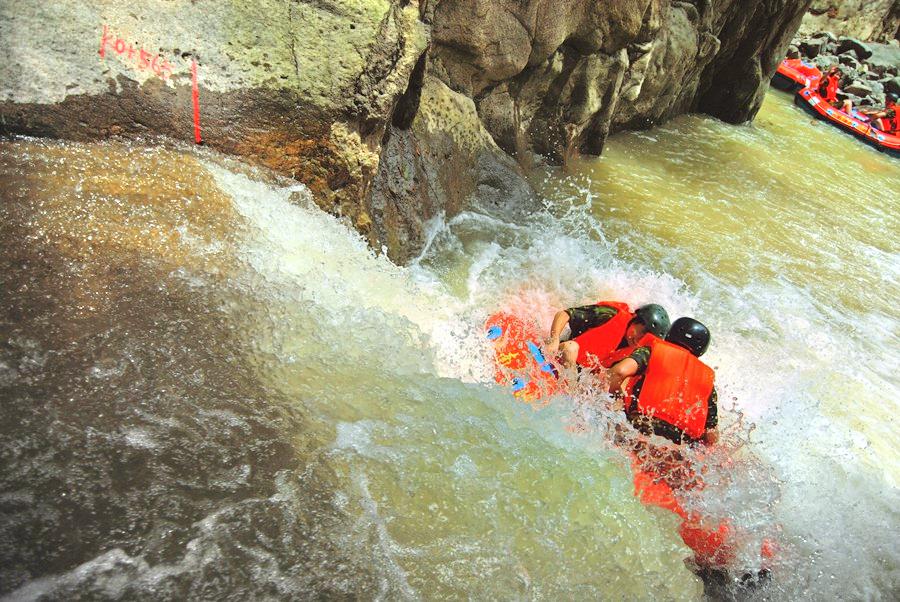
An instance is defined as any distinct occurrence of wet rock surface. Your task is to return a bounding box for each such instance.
[0,0,429,259]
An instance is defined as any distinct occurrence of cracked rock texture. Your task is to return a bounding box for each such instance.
[2,0,813,262]
[798,1,899,42]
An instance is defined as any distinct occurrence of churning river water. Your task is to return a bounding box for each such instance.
[1,90,898,601]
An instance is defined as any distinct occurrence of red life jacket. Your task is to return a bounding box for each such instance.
[622,339,714,441]
[818,74,839,103]
[571,301,634,369]
[875,104,899,133]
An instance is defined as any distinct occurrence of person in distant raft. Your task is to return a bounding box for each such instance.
[544,302,671,370]
[817,66,853,113]
[606,317,719,446]
[861,93,899,134]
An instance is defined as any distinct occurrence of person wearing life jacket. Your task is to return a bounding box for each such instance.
[544,302,670,370]
[607,317,719,446]
[817,66,840,104]
[861,93,899,134]
[815,66,856,113]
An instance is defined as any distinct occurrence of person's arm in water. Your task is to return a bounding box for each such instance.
[607,345,650,393]
[701,387,719,445]
[545,310,571,357]
[607,358,639,394]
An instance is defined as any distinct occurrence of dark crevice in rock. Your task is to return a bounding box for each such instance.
[391,49,428,130]
[351,5,407,138]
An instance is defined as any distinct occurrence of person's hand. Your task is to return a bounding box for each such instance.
[544,337,560,358]
[701,428,719,446]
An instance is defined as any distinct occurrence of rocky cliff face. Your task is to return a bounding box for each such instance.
[0,0,428,253]
[424,0,811,161]
[798,1,899,42]
[1,0,812,262]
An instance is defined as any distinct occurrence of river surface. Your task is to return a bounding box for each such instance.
[1,90,898,601]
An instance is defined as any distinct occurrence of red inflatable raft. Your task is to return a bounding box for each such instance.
[770,59,900,158]
[484,311,773,572]
[771,58,821,92]
[485,312,560,405]
[794,87,900,158]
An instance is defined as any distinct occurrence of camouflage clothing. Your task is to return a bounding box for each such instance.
[565,304,621,339]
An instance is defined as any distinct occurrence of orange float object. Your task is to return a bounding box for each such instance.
[771,58,899,157]
[485,312,560,405]
[795,86,900,157]
[771,58,821,92]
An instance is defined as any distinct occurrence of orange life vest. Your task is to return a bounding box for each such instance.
[622,338,714,441]
[818,74,839,103]
[572,301,634,369]
[875,104,899,133]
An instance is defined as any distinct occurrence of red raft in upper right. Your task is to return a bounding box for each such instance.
[772,58,900,158]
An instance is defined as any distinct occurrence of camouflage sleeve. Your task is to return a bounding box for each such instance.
[627,346,651,372]
[565,305,620,338]
[705,387,718,429]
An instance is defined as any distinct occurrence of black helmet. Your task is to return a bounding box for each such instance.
[666,317,710,357]
[634,304,671,338]
[887,93,898,104]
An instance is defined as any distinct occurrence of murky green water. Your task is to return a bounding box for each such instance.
[1,90,898,600]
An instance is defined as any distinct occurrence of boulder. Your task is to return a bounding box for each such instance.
[865,43,900,77]
[838,52,860,69]
[837,36,873,59]
[884,76,900,96]
[814,55,840,71]
[800,37,828,58]
[867,80,885,96]
[435,0,812,160]
[0,0,821,261]
[370,75,537,262]
[843,81,874,97]
[799,2,897,43]
[836,64,858,81]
